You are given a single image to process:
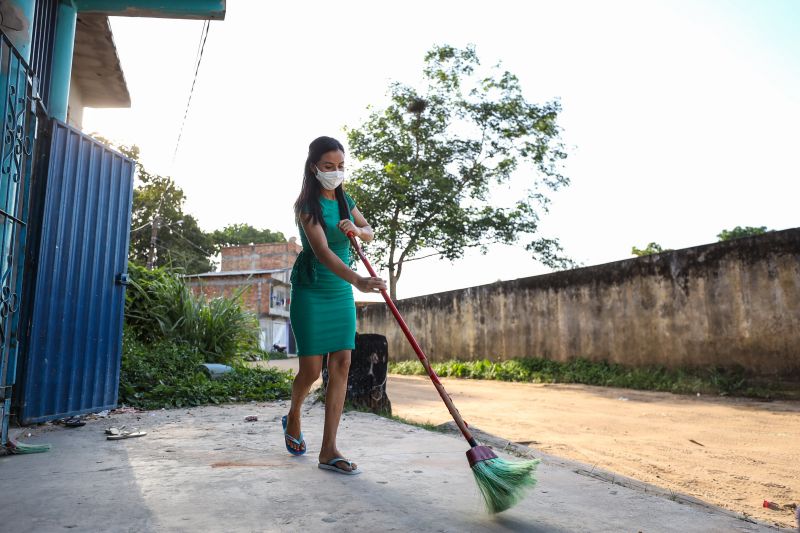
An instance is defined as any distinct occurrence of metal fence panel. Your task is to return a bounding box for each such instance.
[16,119,133,424]
[30,0,59,111]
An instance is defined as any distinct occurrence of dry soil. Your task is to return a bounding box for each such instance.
[388,375,800,530]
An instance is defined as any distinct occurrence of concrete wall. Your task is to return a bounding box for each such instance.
[67,72,84,129]
[357,228,800,377]
[221,240,301,272]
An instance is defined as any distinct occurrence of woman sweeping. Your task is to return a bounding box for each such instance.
[283,136,386,475]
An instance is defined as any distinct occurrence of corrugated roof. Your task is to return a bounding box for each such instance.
[183,269,289,278]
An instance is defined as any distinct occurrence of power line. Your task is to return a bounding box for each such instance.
[172,229,213,255]
[172,20,211,163]
[152,230,211,257]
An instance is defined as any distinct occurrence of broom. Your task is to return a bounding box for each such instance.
[6,435,51,454]
[347,233,539,513]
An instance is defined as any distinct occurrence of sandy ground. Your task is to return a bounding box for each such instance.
[387,375,800,530]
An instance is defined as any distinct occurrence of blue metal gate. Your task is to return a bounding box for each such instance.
[0,33,38,445]
[15,119,134,424]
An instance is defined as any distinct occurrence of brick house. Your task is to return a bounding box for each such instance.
[185,239,302,354]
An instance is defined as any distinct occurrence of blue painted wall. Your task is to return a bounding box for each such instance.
[3,0,37,62]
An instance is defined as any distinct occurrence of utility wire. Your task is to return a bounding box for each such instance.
[172,20,211,163]
[172,229,214,255]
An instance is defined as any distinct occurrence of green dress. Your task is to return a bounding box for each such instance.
[289,193,357,356]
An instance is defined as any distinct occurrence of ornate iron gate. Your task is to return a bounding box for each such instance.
[0,33,38,446]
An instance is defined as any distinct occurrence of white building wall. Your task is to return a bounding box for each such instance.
[259,317,290,352]
[67,72,84,130]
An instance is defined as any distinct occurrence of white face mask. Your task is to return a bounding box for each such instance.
[314,166,345,190]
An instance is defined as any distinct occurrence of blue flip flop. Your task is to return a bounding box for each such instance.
[281,415,306,456]
[318,457,361,475]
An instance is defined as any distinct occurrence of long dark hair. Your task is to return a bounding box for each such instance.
[294,136,350,232]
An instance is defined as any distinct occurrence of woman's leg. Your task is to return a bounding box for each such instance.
[319,349,355,471]
[285,355,322,453]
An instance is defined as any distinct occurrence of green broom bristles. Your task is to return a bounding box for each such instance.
[7,438,52,454]
[471,456,540,513]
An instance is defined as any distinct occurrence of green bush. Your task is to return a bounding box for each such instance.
[119,331,292,409]
[125,263,174,341]
[388,357,776,398]
[125,263,259,365]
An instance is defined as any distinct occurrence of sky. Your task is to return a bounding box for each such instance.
[83,0,800,300]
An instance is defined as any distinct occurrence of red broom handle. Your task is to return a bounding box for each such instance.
[348,233,478,447]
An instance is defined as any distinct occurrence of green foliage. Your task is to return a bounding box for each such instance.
[708,365,746,395]
[346,44,573,298]
[717,226,768,241]
[124,262,172,341]
[94,137,286,274]
[130,172,215,274]
[210,223,286,252]
[101,141,215,274]
[631,242,671,257]
[389,357,779,399]
[119,332,292,410]
[125,263,260,365]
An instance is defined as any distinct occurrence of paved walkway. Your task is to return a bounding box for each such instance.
[0,398,777,532]
[262,357,799,530]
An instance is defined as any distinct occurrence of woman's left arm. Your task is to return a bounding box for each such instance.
[337,206,374,242]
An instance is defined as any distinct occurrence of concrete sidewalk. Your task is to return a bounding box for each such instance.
[0,400,779,532]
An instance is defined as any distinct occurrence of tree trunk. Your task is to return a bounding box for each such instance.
[389,268,397,300]
[321,334,391,415]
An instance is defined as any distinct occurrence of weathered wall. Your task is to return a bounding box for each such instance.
[357,228,800,377]
[67,72,84,129]
[186,273,278,317]
[221,240,301,272]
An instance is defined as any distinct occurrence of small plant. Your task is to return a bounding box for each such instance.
[631,242,671,257]
[388,357,783,399]
[717,226,768,242]
[708,365,747,396]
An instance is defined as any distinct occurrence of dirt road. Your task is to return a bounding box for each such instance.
[388,375,800,529]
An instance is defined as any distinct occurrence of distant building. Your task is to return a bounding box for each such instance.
[185,239,302,353]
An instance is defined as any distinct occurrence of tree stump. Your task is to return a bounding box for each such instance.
[322,333,391,415]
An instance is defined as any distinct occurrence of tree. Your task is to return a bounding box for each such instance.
[631,242,671,257]
[111,143,215,274]
[210,223,286,252]
[717,226,768,242]
[346,45,573,299]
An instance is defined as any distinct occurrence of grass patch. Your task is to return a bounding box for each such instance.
[119,331,293,410]
[389,358,787,399]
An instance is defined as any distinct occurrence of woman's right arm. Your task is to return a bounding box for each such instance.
[300,215,386,293]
